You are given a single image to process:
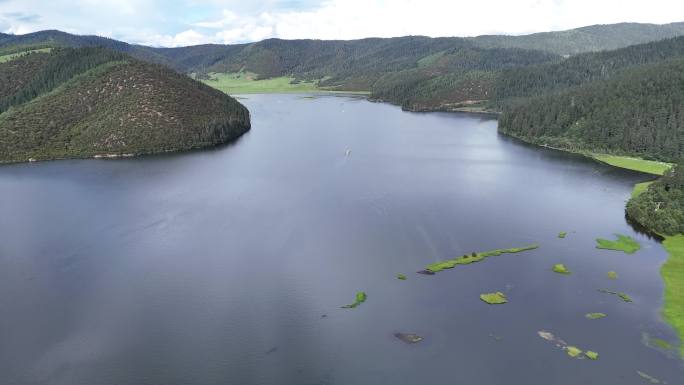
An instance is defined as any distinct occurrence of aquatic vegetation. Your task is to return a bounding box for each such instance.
[552,264,571,274]
[341,291,367,309]
[394,333,423,344]
[566,346,582,358]
[661,235,684,359]
[598,289,633,302]
[641,332,677,355]
[653,338,674,350]
[424,244,539,273]
[538,330,599,360]
[480,292,508,304]
[595,234,641,254]
[607,271,618,279]
[558,232,567,238]
[585,313,607,320]
[637,370,662,384]
[397,274,407,280]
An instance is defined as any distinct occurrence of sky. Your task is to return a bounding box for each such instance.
[0,0,683,47]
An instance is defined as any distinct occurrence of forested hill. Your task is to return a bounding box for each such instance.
[3,21,684,76]
[469,22,684,56]
[494,36,684,101]
[2,22,684,163]
[0,47,250,163]
[628,162,684,236]
[499,58,684,161]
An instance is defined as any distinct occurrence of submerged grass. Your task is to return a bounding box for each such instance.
[596,234,641,254]
[341,291,367,309]
[585,312,607,320]
[425,244,539,273]
[607,271,618,279]
[592,154,672,176]
[661,235,684,359]
[637,370,662,384]
[599,289,633,303]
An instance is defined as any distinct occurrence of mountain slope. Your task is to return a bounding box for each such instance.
[369,47,558,110]
[499,58,684,161]
[4,22,684,79]
[470,22,684,56]
[495,36,684,102]
[0,30,173,67]
[0,48,250,163]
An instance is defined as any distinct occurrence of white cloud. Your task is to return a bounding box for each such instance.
[139,29,209,47]
[1,0,683,46]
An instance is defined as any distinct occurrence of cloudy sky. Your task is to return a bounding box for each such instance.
[1,0,683,47]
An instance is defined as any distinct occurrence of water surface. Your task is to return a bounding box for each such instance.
[0,94,682,385]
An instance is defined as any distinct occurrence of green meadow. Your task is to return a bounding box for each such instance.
[201,72,370,95]
[662,235,684,358]
[592,154,672,175]
[0,48,52,63]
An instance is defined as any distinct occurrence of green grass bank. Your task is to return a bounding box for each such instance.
[201,72,371,95]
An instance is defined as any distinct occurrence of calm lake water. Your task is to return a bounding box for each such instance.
[0,94,682,385]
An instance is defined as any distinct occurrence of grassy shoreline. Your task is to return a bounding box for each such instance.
[201,72,370,95]
[662,235,684,358]
[592,154,672,176]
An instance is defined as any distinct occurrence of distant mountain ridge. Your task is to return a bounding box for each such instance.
[2,21,684,163]
[3,21,684,75]
[469,22,684,55]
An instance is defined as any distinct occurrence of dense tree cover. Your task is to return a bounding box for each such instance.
[494,36,684,101]
[627,162,684,235]
[499,58,684,161]
[4,22,684,92]
[0,47,127,113]
[470,22,684,56]
[371,48,556,110]
[0,51,52,100]
[0,48,250,163]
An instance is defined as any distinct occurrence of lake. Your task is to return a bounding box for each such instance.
[0,94,682,385]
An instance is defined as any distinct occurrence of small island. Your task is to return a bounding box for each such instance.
[423,244,539,274]
[394,333,423,344]
[480,292,508,304]
[341,291,367,309]
[596,234,641,254]
[552,264,571,274]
